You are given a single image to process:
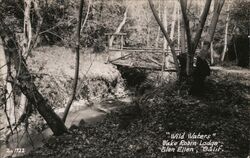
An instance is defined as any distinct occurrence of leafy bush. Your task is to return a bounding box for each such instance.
[117,65,148,87]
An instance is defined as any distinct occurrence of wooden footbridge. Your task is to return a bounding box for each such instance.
[105,33,180,72]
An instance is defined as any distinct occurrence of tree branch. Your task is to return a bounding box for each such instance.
[193,0,212,51]
[202,0,225,59]
[62,0,84,123]
[148,0,180,78]
[0,19,68,136]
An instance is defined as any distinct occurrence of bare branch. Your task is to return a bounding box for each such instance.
[62,0,85,123]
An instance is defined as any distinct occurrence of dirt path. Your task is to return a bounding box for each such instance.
[211,66,250,75]
[210,66,250,101]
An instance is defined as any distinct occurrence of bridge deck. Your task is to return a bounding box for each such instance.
[107,48,177,72]
[111,60,176,72]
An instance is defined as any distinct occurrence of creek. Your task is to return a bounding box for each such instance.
[0,97,132,158]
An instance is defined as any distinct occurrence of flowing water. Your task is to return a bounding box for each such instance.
[0,97,132,158]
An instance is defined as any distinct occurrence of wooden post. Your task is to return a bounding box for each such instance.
[106,35,111,63]
[120,35,124,58]
[120,35,124,50]
[210,41,214,65]
[162,49,166,71]
[108,35,112,48]
[104,33,127,63]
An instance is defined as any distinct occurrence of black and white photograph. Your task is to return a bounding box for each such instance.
[0,0,249,157]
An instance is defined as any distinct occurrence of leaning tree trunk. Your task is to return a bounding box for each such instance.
[18,0,34,123]
[0,24,68,136]
[162,1,168,71]
[23,0,32,57]
[163,2,168,51]
[202,0,225,59]
[166,1,177,68]
[148,0,180,78]
[180,0,212,76]
[109,7,128,48]
[221,3,230,62]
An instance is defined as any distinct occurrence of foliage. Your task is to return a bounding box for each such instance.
[230,0,250,35]
[27,46,127,107]
[0,0,128,48]
[19,67,250,158]
[0,0,24,31]
[117,65,148,87]
[82,1,127,48]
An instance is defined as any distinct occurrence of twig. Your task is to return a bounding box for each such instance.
[0,63,7,70]
[45,31,64,41]
[39,18,75,35]
[25,121,35,149]
[3,90,14,135]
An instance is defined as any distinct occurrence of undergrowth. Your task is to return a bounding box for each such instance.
[20,76,249,158]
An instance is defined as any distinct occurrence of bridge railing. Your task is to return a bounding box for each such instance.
[104,32,202,72]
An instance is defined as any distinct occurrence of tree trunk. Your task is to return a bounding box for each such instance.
[62,0,84,123]
[18,0,34,123]
[0,38,15,131]
[0,39,6,85]
[1,42,68,136]
[233,37,238,64]
[155,1,161,48]
[180,3,186,54]
[163,2,168,50]
[210,41,214,65]
[170,1,177,40]
[109,7,128,47]
[180,0,212,75]
[23,0,32,57]
[177,4,180,49]
[30,0,43,50]
[179,0,224,95]
[221,3,230,62]
[202,0,225,60]
[209,1,215,65]
[193,0,212,50]
[162,2,167,70]
[0,24,68,136]
[180,0,192,76]
[148,0,180,78]
[81,0,92,32]
[166,1,177,68]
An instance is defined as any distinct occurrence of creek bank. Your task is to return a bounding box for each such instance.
[20,67,250,158]
[0,46,133,157]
